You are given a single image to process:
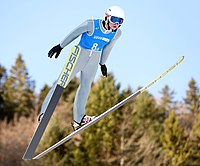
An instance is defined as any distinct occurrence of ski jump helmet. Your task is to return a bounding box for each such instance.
[105,6,125,27]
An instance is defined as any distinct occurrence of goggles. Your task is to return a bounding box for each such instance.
[109,16,124,24]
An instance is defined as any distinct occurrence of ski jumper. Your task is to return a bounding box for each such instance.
[60,19,121,123]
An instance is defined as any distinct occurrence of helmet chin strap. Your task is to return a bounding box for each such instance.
[107,20,111,30]
[103,17,110,30]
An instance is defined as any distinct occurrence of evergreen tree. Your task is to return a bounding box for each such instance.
[133,91,157,129]
[37,84,50,115]
[184,78,200,115]
[161,109,190,166]
[0,64,7,85]
[187,113,200,166]
[0,65,7,120]
[2,54,35,120]
[127,91,162,165]
[159,85,176,112]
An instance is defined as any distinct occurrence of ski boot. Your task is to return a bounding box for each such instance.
[71,115,96,131]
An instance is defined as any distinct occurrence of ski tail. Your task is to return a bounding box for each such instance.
[32,56,184,160]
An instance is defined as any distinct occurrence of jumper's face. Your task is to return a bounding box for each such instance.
[109,22,120,30]
[108,15,124,30]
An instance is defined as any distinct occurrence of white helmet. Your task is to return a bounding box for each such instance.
[106,6,125,20]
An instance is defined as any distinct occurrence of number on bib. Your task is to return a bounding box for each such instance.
[91,43,99,51]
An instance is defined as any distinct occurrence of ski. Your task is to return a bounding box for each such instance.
[22,46,81,160]
[33,56,184,160]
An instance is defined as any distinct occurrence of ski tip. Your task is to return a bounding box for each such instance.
[33,156,38,160]
[177,56,185,64]
[33,154,42,160]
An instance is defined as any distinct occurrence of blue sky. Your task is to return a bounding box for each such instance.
[1,0,200,101]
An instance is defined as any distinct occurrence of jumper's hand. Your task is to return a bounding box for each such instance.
[48,44,62,58]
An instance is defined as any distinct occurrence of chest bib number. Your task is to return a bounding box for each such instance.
[91,43,99,51]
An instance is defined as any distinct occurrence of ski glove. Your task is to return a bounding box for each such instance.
[48,44,63,58]
[100,64,107,77]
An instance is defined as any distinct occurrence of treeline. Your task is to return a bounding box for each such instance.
[0,54,200,166]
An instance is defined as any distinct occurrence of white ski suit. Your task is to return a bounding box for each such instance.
[60,19,121,123]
